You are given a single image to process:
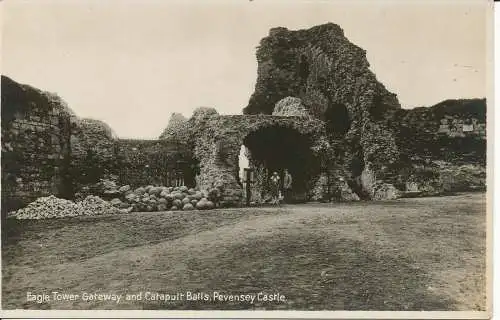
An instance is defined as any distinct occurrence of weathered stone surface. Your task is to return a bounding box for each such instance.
[159,112,188,140]
[70,118,115,160]
[392,98,486,166]
[1,75,73,215]
[2,23,487,211]
[245,24,399,115]
[339,180,360,201]
[9,195,123,220]
[389,98,486,195]
[401,162,486,196]
[242,23,486,199]
[311,173,329,201]
[1,76,195,215]
[111,139,195,188]
[176,114,328,205]
[110,198,123,207]
[244,23,402,198]
[119,185,131,193]
[372,183,401,200]
[272,97,311,118]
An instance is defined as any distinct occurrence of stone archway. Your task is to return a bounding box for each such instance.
[243,125,317,203]
[193,115,328,206]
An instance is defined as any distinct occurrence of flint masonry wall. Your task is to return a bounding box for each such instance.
[243,23,487,199]
[191,114,328,206]
[1,76,192,214]
[1,76,73,214]
[112,139,195,188]
[70,127,194,192]
[394,99,486,165]
[69,118,117,191]
[389,98,486,194]
[2,20,488,211]
[244,23,402,198]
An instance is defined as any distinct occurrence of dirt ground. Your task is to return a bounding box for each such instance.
[1,192,486,310]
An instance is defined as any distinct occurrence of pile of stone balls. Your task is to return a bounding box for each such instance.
[9,184,221,220]
[9,195,125,220]
[110,185,217,212]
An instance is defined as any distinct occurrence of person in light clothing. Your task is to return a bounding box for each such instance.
[283,169,293,203]
[270,171,281,205]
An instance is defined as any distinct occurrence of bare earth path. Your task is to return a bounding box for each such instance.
[2,193,486,310]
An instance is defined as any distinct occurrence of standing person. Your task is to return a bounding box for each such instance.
[207,182,221,207]
[283,169,293,203]
[270,171,281,205]
[335,177,345,201]
[208,180,224,207]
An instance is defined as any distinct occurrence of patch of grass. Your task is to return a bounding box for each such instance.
[2,209,288,268]
[144,235,454,310]
[1,193,486,311]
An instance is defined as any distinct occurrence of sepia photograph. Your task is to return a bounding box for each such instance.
[0,0,493,318]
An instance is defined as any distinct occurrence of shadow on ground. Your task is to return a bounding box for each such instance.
[2,193,483,311]
[143,234,456,310]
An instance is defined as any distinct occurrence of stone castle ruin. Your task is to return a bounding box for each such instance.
[167,110,328,206]
[1,23,486,213]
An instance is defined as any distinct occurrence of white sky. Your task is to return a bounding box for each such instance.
[1,0,490,139]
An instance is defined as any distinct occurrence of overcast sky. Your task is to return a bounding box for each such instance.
[1,0,490,139]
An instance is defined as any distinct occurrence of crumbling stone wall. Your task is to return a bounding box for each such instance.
[159,112,188,141]
[3,22,487,210]
[112,139,195,188]
[71,118,116,160]
[69,118,117,190]
[1,76,73,214]
[159,106,331,205]
[244,23,402,199]
[390,98,486,194]
[1,76,194,213]
[69,117,194,191]
[272,96,311,118]
[70,136,195,193]
[393,99,486,165]
[191,114,327,206]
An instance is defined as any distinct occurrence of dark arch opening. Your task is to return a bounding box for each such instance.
[243,126,316,203]
[324,102,351,138]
